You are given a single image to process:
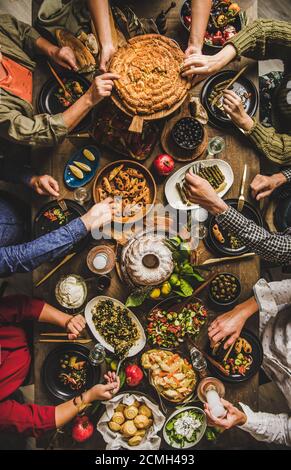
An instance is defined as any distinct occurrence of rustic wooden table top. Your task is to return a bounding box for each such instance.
[32,0,261,449]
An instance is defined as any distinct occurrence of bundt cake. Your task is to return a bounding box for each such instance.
[123,234,174,286]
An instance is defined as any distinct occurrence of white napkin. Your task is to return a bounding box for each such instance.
[96,393,166,450]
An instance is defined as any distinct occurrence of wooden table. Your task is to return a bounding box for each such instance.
[32,0,261,449]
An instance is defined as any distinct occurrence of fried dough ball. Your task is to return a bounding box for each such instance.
[116,404,126,413]
[120,420,137,437]
[133,400,141,408]
[124,405,139,420]
[112,411,125,425]
[134,414,149,429]
[139,404,152,418]
[108,421,121,432]
[128,435,143,446]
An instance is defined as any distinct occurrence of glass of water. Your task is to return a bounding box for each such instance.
[207,136,225,157]
[73,187,90,205]
[89,343,106,366]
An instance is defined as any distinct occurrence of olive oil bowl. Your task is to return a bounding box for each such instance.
[208,272,241,311]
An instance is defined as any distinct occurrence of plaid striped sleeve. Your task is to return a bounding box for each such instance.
[281,168,291,183]
[216,206,291,264]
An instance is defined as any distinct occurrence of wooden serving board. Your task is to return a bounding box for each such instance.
[161,95,208,162]
[111,92,189,133]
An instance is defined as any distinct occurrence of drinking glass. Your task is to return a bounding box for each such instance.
[73,187,90,205]
[207,136,225,157]
[89,343,106,366]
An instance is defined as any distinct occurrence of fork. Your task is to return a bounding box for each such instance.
[57,198,70,217]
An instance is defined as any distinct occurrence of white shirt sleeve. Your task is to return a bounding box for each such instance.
[238,403,291,446]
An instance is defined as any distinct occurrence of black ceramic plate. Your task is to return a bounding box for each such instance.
[42,344,99,401]
[201,70,258,129]
[33,199,88,253]
[38,72,91,133]
[205,199,263,256]
[206,329,263,384]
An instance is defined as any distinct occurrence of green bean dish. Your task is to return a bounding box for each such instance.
[91,299,140,357]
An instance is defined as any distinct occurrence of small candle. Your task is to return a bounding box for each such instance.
[93,253,108,270]
[205,386,226,419]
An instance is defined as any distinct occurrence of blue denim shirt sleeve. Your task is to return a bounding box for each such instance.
[0,217,88,276]
[0,155,35,186]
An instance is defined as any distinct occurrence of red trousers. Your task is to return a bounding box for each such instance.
[0,295,56,437]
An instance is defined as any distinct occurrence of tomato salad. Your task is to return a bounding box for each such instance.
[147,302,207,348]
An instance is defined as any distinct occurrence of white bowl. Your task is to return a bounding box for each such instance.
[163,406,207,448]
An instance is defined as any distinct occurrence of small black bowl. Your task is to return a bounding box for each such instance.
[208,272,241,311]
[171,117,204,151]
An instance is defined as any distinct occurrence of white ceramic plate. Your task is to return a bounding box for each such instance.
[165,158,234,210]
[163,406,207,449]
[84,296,146,357]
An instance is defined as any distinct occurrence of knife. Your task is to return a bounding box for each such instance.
[237,164,248,212]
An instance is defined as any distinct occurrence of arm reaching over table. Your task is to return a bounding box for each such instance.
[185,0,212,56]
[184,172,291,264]
[222,90,291,166]
[0,295,119,438]
[0,198,114,276]
[87,0,116,72]
[205,399,291,446]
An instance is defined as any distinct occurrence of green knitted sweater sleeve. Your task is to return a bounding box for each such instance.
[225,19,291,62]
[245,120,291,166]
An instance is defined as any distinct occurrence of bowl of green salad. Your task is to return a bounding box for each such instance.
[163,407,207,448]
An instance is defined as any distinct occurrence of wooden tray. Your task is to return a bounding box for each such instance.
[110,33,191,133]
[161,96,208,162]
[92,160,157,224]
[111,92,188,133]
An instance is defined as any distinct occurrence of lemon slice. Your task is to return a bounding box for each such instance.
[73,161,91,172]
[69,165,84,179]
[83,149,95,161]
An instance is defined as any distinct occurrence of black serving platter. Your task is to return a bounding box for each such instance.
[42,344,99,401]
[205,199,263,257]
[33,199,88,253]
[201,70,258,130]
[38,72,91,133]
[206,329,263,384]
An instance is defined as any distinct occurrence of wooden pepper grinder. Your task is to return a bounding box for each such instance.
[156,2,176,35]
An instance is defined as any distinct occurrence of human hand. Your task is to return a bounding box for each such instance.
[181,44,236,78]
[86,73,120,106]
[250,173,287,201]
[204,398,247,429]
[104,371,120,395]
[29,175,60,197]
[51,46,78,72]
[99,43,116,72]
[222,90,254,131]
[185,44,202,58]
[208,307,247,349]
[66,314,86,340]
[87,373,120,401]
[184,172,228,215]
[81,197,114,231]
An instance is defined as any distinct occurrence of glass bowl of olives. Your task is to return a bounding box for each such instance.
[208,273,241,310]
[171,117,204,151]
